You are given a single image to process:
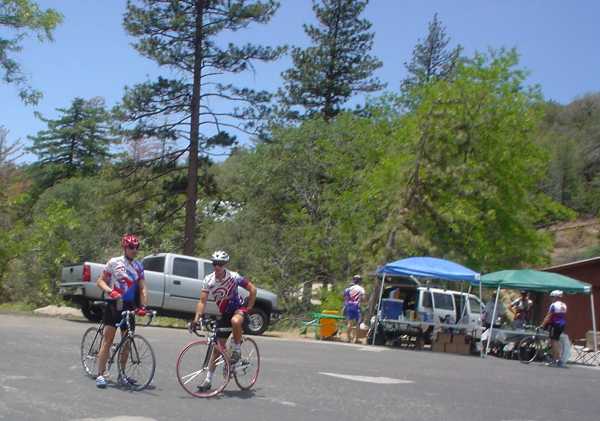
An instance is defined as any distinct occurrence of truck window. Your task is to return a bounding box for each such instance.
[433,292,454,310]
[468,297,482,314]
[173,258,199,279]
[203,263,214,278]
[143,256,165,273]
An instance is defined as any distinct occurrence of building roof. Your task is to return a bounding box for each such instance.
[543,256,600,272]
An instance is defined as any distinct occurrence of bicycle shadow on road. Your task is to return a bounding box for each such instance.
[176,388,261,401]
[222,388,259,400]
[105,382,161,396]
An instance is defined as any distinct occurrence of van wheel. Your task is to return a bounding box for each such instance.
[245,308,269,335]
[81,302,102,322]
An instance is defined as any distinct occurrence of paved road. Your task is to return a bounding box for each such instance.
[1,314,599,421]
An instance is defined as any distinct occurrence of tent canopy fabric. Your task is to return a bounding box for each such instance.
[480,269,591,294]
[376,257,480,283]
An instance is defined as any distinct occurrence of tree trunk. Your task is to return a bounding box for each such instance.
[184,0,204,255]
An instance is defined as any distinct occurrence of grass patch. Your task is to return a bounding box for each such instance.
[151,315,188,329]
[0,301,36,314]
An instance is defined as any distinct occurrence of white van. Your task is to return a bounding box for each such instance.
[382,285,483,328]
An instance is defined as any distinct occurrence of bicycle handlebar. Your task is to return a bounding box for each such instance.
[188,317,232,337]
[119,309,157,329]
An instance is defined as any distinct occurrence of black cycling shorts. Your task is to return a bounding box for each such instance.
[215,311,248,339]
[548,324,564,341]
[102,301,136,330]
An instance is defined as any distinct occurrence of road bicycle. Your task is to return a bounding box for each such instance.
[176,317,260,398]
[80,301,157,391]
[517,326,552,364]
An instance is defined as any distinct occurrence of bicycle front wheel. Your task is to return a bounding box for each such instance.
[117,334,156,391]
[518,336,541,364]
[80,326,103,378]
[176,339,230,398]
[233,336,260,390]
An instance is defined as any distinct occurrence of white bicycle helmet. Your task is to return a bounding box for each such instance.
[550,290,563,297]
[211,250,230,264]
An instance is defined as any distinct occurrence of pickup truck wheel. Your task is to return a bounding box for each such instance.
[245,308,268,336]
[81,303,103,323]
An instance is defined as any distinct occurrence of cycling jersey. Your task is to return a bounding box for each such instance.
[201,269,249,314]
[344,284,365,306]
[343,284,365,321]
[103,256,144,302]
[549,300,567,327]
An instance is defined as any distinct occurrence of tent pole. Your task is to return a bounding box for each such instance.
[479,279,483,357]
[591,292,598,354]
[459,284,471,324]
[372,274,386,346]
[485,286,501,356]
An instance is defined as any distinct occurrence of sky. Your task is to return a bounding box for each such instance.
[2,0,600,163]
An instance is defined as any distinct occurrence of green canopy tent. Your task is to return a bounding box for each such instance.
[479,269,597,355]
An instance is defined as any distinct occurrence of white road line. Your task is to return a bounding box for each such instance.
[73,417,158,421]
[258,397,298,407]
[319,372,414,384]
[356,346,386,352]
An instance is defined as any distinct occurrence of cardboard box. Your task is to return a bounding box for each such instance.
[432,340,445,352]
[454,341,471,355]
[437,332,453,344]
[444,342,457,353]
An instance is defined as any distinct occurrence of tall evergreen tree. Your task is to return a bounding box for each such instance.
[401,13,461,108]
[279,0,384,121]
[0,0,62,104]
[27,97,114,184]
[121,0,284,254]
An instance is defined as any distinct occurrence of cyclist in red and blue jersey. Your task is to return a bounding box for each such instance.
[192,250,257,391]
[95,234,148,388]
[542,290,567,367]
[343,275,366,343]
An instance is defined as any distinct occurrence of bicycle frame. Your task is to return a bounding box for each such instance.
[193,321,233,370]
[85,308,155,372]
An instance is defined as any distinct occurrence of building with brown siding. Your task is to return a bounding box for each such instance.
[542,257,600,341]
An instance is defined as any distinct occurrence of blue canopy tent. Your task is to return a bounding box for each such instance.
[372,257,481,345]
[376,257,480,283]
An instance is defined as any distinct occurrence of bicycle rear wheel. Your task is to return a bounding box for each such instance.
[80,326,103,378]
[233,336,260,390]
[176,339,231,398]
[518,336,541,364]
[117,334,156,391]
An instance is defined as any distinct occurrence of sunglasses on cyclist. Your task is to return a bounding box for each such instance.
[127,245,139,250]
[212,261,226,267]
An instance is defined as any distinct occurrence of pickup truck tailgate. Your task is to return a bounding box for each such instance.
[62,265,84,284]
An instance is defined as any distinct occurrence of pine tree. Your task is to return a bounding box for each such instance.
[0,0,62,104]
[279,0,384,121]
[401,13,462,108]
[120,0,284,254]
[27,97,114,184]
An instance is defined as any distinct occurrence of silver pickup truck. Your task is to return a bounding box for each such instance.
[59,252,281,335]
